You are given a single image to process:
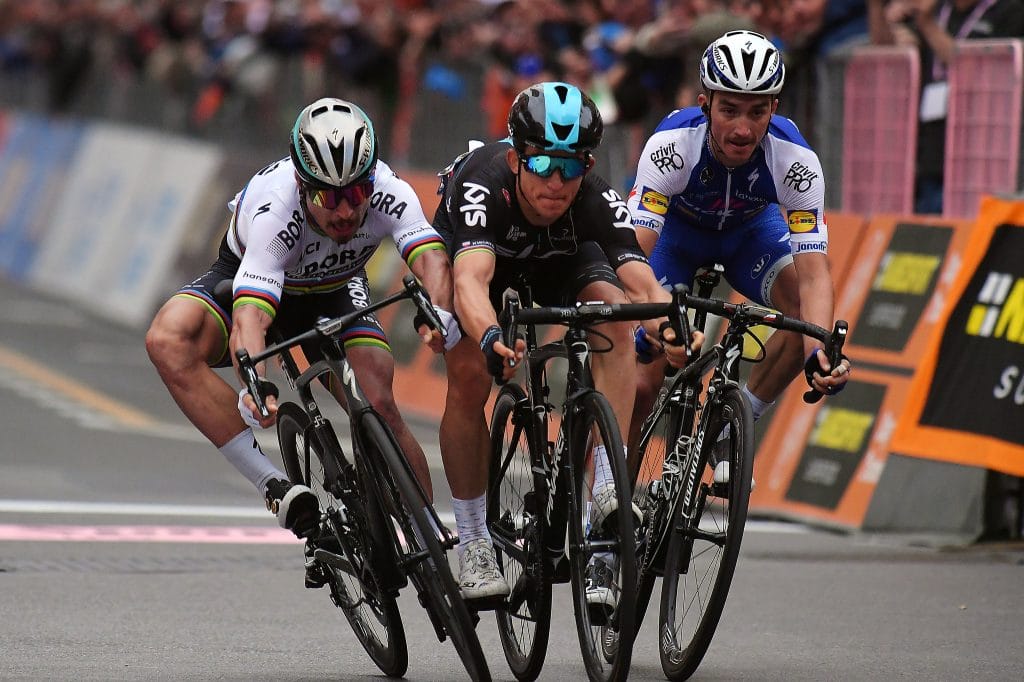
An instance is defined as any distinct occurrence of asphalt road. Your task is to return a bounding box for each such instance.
[1,279,1022,681]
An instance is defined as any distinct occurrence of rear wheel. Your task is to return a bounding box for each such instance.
[277,402,408,678]
[358,412,492,682]
[488,384,552,681]
[568,391,637,682]
[658,386,753,680]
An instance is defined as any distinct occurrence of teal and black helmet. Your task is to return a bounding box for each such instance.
[507,82,603,155]
[289,98,378,189]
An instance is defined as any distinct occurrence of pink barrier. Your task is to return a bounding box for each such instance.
[842,46,919,215]
[945,39,1024,218]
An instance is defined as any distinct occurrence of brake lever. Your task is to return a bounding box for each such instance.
[235,348,270,418]
[500,289,520,369]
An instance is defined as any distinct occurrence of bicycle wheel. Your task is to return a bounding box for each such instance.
[487,384,552,681]
[277,402,408,678]
[358,412,492,682]
[568,391,637,682]
[658,385,753,680]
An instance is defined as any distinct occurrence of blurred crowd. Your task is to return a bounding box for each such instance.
[0,0,872,155]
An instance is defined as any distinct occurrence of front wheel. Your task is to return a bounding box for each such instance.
[658,386,753,680]
[358,412,492,682]
[488,384,552,681]
[276,402,407,678]
[568,391,637,682]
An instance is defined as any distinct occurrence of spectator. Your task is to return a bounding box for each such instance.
[868,0,1024,214]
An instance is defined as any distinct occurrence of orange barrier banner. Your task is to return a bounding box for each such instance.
[835,214,975,369]
[751,369,911,529]
[891,196,1024,476]
[750,212,975,527]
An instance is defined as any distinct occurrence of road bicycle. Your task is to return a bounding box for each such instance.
[625,265,848,680]
[234,275,491,681]
[486,285,692,682]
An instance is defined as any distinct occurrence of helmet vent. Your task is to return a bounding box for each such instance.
[551,122,573,141]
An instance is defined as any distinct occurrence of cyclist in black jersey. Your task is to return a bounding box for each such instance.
[146,99,456,542]
[432,82,699,604]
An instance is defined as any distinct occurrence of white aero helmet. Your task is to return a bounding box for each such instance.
[289,98,378,189]
[700,30,785,96]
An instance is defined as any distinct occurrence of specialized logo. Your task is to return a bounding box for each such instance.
[254,202,272,218]
[750,253,770,276]
[783,161,818,192]
[651,141,684,174]
[788,209,818,233]
[460,181,490,228]
[965,271,1023,343]
[637,187,669,215]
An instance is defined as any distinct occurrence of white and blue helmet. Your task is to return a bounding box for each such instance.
[700,30,785,96]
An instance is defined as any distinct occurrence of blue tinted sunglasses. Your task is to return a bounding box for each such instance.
[520,154,589,180]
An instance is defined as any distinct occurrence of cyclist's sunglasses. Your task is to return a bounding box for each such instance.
[305,176,375,209]
[520,154,589,180]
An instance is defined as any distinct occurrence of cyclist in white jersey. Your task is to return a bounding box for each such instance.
[626,31,852,465]
[146,98,458,544]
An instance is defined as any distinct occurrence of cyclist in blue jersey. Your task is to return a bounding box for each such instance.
[626,30,853,474]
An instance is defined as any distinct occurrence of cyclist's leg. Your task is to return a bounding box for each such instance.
[721,208,802,410]
[278,278,435,501]
[146,260,316,534]
[146,273,239,446]
[345,343,434,500]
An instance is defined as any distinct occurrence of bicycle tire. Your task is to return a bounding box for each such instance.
[276,402,408,678]
[358,412,492,682]
[568,391,637,682]
[487,384,553,681]
[658,385,754,680]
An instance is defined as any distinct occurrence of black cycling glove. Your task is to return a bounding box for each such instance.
[480,325,506,382]
[804,350,848,396]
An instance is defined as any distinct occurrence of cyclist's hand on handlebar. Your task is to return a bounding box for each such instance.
[237,380,279,429]
[647,320,704,369]
[415,306,462,353]
[804,348,851,397]
[480,324,524,385]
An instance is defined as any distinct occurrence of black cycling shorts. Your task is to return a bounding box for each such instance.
[488,240,624,309]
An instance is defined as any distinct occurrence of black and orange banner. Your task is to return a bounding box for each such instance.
[891,197,1024,476]
[750,211,975,528]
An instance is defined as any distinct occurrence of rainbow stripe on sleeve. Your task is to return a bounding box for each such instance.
[232,286,279,319]
[401,235,446,266]
[453,245,494,262]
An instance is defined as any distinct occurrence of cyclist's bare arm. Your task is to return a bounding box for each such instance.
[616,260,699,367]
[452,249,523,378]
[231,302,278,427]
[409,247,456,352]
[793,250,851,391]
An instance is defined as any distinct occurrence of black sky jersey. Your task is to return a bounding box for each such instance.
[433,141,649,271]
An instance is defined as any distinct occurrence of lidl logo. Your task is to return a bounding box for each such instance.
[787,210,818,233]
[966,271,1024,343]
[872,252,941,295]
[639,188,669,215]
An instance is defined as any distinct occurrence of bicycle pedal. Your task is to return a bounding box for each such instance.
[461,594,507,612]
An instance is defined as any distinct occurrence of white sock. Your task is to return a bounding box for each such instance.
[453,493,490,556]
[219,429,284,493]
[593,444,614,492]
[741,384,773,422]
